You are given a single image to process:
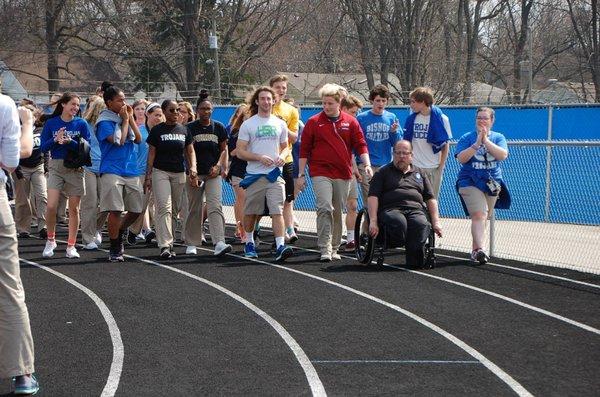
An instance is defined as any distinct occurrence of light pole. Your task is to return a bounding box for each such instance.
[209,18,221,104]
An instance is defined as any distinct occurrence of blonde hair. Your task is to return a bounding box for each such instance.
[83,95,105,125]
[319,83,345,103]
[341,95,363,109]
[178,101,195,122]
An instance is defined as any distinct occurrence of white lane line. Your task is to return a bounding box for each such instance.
[294,231,600,289]
[312,360,481,364]
[20,259,123,397]
[486,263,600,290]
[190,247,532,397]
[295,244,600,337]
[79,245,327,397]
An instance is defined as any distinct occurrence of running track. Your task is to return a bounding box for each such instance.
[6,226,600,396]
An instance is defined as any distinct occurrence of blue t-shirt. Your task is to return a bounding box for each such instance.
[456,130,508,189]
[84,120,102,174]
[135,124,149,176]
[40,116,91,159]
[356,110,400,166]
[97,120,139,177]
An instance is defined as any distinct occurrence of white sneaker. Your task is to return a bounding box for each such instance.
[42,240,57,257]
[332,251,341,260]
[94,232,102,245]
[66,246,80,258]
[214,241,232,257]
[186,245,197,255]
[83,241,98,250]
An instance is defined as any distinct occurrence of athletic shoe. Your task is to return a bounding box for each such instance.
[39,228,48,239]
[66,246,80,258]
[126,230,137,246]
[94,231,102,245]
[160,247,173,258]
[274,245,293,262]
[83,241,98,250]
[286,232,299,244]
[144,229,156,244]
[108,249,124,262]
[320,253,332,262]
[13,374,39,395]
[244,242,258,258]
[42,240,57,258]
[345,240,356,251]
[18,231,30,238]
[471,249,489,265]
[331,251,341,261]
[214,241,232,257]
[186,245,197,255]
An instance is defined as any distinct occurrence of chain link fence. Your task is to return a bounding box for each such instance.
[221,141,600,274]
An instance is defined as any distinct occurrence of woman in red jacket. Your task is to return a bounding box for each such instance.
[296,84,373,262]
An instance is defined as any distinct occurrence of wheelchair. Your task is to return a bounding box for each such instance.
[354,207,435,269]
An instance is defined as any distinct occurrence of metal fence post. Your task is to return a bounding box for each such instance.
[544,105,554,221]
[489,209,495,257]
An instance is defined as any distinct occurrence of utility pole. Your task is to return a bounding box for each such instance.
[209,18,221,104]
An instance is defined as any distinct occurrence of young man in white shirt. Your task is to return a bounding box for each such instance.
[236,87,293,262]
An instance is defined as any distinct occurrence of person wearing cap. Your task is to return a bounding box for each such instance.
[128,102,163,244]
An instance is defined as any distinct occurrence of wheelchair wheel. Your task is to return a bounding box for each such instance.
[423,231,436,269]
[354,208,375,264]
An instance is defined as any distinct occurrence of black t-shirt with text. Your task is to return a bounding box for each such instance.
[368,163,433,212]
[146,122,192,173]
[187,120,228,175]
[20,126,44,168]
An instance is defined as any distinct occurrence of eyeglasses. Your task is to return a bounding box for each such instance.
[476,116,491,120]
[393,150,412,156]
[168,108,180,113]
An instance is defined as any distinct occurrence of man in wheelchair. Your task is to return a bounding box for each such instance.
[365,140,443,267]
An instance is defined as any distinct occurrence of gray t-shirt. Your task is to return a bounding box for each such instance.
[238,114,288,174]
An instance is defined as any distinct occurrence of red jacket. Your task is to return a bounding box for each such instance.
[300,111,369,179]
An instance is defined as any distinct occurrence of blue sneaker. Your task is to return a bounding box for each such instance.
[244,242,258,258]
[275,245,293,262]
[13,374,39,395]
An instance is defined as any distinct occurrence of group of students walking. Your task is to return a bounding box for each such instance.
[1,74,510,395]
[13,75,509,267]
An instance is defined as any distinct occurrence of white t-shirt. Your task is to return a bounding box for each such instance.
[0,94,21,183]
[238,114,288,174]
[411,113,452,168]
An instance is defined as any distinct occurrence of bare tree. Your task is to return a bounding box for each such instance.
[567,0,600,102]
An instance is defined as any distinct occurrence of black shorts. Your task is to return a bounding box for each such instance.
[283,162,295,202]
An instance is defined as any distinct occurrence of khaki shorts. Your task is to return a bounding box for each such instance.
[230,176,243,187]
[99,173,143,213]
[47,159,85,196]
[244,176,285,215]
[347,177,358,200]
[458,186,499,217]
